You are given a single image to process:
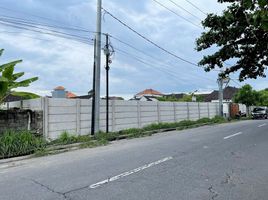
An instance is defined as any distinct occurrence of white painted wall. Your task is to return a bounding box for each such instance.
[8,98,220,140]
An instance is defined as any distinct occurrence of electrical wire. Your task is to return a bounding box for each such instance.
[0,17,91,41]
[109,34,216,82]
[115,47,198,85]
[0,31,95,53]
[167,0,202,21]
[230,79,243,87]
[0,5,221,87]
[102,8,199,67]
[113,45,217,85]
[183,0,207,16]
[0,14,96,34]
[0,20,93,45]
[0,6,94,31]
[151,0,202,29]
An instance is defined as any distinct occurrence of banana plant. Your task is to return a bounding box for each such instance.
[0,49,38,105]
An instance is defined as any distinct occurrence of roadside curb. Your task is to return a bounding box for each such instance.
[0,155,32,165]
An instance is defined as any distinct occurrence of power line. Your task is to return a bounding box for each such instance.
[167,0,202,21]
[0,17,91,41]
[109,34,216,82]
[102,8,198,67]
[184,0,207,16]
[100,38,215,86]
[0,31,94,49]
[0,21,93,45]
[0,6,93,31]
[230,79,243,87]
[0,14,96,34]
[115,47,203,85]
[151,0,202,29]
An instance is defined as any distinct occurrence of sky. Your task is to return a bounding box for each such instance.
[0,0,267,99]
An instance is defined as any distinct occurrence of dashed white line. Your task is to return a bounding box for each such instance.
[89,156,173,189]
[258,123,267,128]
[224,132,243,140]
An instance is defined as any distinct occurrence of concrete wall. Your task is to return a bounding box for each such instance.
[4,99,43,110]
[8,98,218,140]
[0,109,43,136]
[6,98,220,139]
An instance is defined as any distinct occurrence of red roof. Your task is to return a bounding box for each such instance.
[136,89,163,96]
[54,86,65,90]
[67,92,77,98]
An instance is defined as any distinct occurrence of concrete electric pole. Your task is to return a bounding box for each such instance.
[91,38,96,135]
[218,75,223,117]
[94,0,102,133]
[104,34,110,133]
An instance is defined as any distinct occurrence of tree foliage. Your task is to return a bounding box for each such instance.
[0,49,38,105]
[196,0,268,81]
[157,94,204,102]
[233,84,260,106]
[258,89,268,106]
[11,91,40,100]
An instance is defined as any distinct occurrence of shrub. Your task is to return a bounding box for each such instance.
[57,131,78,145]
[177,120,196,127]
[211,116,226,123]
[95,131,112,141]
[0,130,46,159]
[51,131,93,145]
[196,118,211,124]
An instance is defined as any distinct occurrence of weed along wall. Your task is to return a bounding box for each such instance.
[8,98,220,140]
[0,109,43,136]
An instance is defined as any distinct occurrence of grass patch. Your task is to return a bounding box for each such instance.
[49,131,92,146]
[0,130,46,159]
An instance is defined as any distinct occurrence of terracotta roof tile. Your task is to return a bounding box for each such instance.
[67,92,77,98]
[136,89,163,96]
[54,86,65,90]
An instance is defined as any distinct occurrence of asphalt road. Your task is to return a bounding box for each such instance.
[1,120,268,200]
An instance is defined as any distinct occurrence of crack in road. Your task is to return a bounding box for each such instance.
[28,179,71,200]
[221,172,232,185]
[208,185,219,200]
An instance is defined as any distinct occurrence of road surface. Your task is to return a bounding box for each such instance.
[0,120,268,200]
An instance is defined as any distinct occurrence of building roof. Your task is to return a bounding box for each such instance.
[204,86,239,102]
[66,92,77,98]
[136,89,163,96]
[130,96,158,101]
[72,95,92,99]
[101,96,124,100]
[54,86,65,90]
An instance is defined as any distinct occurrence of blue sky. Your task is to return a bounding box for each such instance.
[0,0,267,99]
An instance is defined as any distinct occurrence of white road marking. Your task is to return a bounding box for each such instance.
[258,123,267,128]
[224,132,243,140]
[89,156,173,189]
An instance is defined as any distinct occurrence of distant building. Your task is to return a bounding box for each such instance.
[204,86,239,102]
[101,96,124,100]
[163,93,184,100]
[130,89,163,101]
[51,86,77,99]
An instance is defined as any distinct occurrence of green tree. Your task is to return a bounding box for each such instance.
[233,84,260,114]
[0,49,38,105]
[196,0,268,81]
[258,90,268,106]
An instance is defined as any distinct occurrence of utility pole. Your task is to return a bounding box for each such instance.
[94,0,102,133]
[91,38,96,135]
[218,75,223,117]
[104,34,110,133]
